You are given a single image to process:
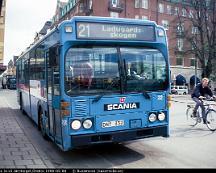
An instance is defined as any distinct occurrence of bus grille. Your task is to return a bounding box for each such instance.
[74,100,88,116]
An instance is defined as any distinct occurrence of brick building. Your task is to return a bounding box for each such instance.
[51,0,206,88]
[0,0,6,74]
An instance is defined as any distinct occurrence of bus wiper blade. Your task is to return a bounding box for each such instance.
[142,91,150,99]
[92,94,104,103]
[92,78,119,103]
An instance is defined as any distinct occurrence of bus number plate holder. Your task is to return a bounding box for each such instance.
[102,120,124,128]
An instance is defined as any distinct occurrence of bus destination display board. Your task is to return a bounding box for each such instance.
[76,22,155,41]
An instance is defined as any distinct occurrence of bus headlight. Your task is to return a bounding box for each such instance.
[158,112,166,121]
[83,119,93,129]
[71,120,81,130]
[149,113,157,122]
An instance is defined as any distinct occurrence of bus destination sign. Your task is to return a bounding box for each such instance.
[76,22,155,41]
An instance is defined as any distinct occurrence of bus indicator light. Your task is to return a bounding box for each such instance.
[61,110,70,116]
[61,101,70,109]
[65,26,73,33]
[158,29,165,37]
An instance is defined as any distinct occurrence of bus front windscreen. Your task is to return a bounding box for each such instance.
[65,47,168,96]
[65,47,120,96]
[121,48,169,92]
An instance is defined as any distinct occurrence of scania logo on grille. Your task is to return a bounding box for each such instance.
[104,102,140,111]
[119,97,126,103]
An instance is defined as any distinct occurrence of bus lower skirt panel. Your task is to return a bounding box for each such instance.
[71,126,168,148]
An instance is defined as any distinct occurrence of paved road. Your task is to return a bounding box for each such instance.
[0,89,216,168]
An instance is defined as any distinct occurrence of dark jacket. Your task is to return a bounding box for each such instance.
[191,83,213,98]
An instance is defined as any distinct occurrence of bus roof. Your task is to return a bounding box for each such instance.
[59,16,158,29]
[17,16,164,62]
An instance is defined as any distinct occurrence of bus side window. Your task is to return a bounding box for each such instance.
[49,46,59,67]
[48,46,60,96]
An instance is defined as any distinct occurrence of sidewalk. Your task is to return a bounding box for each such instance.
[0,90,54,168]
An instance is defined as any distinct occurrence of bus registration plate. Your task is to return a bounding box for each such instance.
[102,120,124,128]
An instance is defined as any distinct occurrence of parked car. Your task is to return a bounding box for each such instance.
[171,85,188,95]
[6,77,16,89]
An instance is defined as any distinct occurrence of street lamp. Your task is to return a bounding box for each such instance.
[194,55,197,88]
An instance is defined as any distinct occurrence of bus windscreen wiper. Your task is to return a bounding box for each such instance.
[92,78,120,103]
[142,90,150,99]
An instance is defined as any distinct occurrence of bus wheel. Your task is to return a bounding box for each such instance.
[38,109,49,140]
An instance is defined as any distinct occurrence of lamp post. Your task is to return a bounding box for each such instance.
[194,56,197,88]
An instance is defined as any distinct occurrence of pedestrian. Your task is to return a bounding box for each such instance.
[2,76,7,89]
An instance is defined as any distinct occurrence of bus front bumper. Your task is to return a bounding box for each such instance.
[71,125,169,147]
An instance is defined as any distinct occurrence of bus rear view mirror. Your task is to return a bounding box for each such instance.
[49,46,59,66]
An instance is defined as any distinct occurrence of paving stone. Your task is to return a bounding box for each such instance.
[0,160,14,166]
[0,98,49,169]
[12,151,29,156]
[33,159,44,165]
[14,159,34,166]
[22,154,41,160]
[4,155,22,160]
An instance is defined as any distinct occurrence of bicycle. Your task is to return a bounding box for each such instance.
[186,98,216,131]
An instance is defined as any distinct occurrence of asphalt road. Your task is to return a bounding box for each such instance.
[1,89,216,168]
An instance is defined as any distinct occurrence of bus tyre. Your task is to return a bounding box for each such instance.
[39,109,49,140]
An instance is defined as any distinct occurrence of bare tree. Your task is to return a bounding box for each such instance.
[171,0,216,78]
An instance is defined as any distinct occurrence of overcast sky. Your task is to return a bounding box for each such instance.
[4,0,68,65]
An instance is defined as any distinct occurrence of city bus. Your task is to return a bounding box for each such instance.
[16,16,170,151]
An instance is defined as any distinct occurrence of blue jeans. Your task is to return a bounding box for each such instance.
[192,97,206,120]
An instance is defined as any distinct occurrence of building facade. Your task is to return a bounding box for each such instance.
[51,0,205,88]
[0,0,6,74]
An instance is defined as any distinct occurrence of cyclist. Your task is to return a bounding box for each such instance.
[191,78,216,124]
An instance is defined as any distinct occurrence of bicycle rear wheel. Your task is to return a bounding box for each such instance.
[206,110,216,131]
[186,107,198,126]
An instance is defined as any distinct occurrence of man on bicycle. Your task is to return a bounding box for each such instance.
[191,78,216,124]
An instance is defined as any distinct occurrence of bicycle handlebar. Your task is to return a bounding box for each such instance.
[199,97,216,102]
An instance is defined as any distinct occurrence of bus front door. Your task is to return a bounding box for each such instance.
[47,47,62,144]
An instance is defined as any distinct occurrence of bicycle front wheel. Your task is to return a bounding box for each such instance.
[206,110,216,131]
[186,107,198,126]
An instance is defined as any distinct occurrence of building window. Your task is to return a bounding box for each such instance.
[142,15,148,20]
[135,15,139,19]
[177,39,184,51]
[0,18,4,24]
[167,5,172,15]
[89,0,93,9]
[135,0,140,8]
[110,12,119,18]
[79,3,84,13]
[190,58,196,67]
[111,0,118,7]
[192,26,198,34]
[174,7,179,15]
[189,10,194,18]
[162,20,169,30]
[135,0,148,9]
[182,8,187,17]
[158,3,164,13]
[0,10,4,17]
[191,39,197,50]
[206,13,209,20]
[177,23,184,33]
[176,56,184,66]
[141,0,148,9]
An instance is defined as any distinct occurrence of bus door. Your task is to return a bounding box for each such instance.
[47,46,62,143]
